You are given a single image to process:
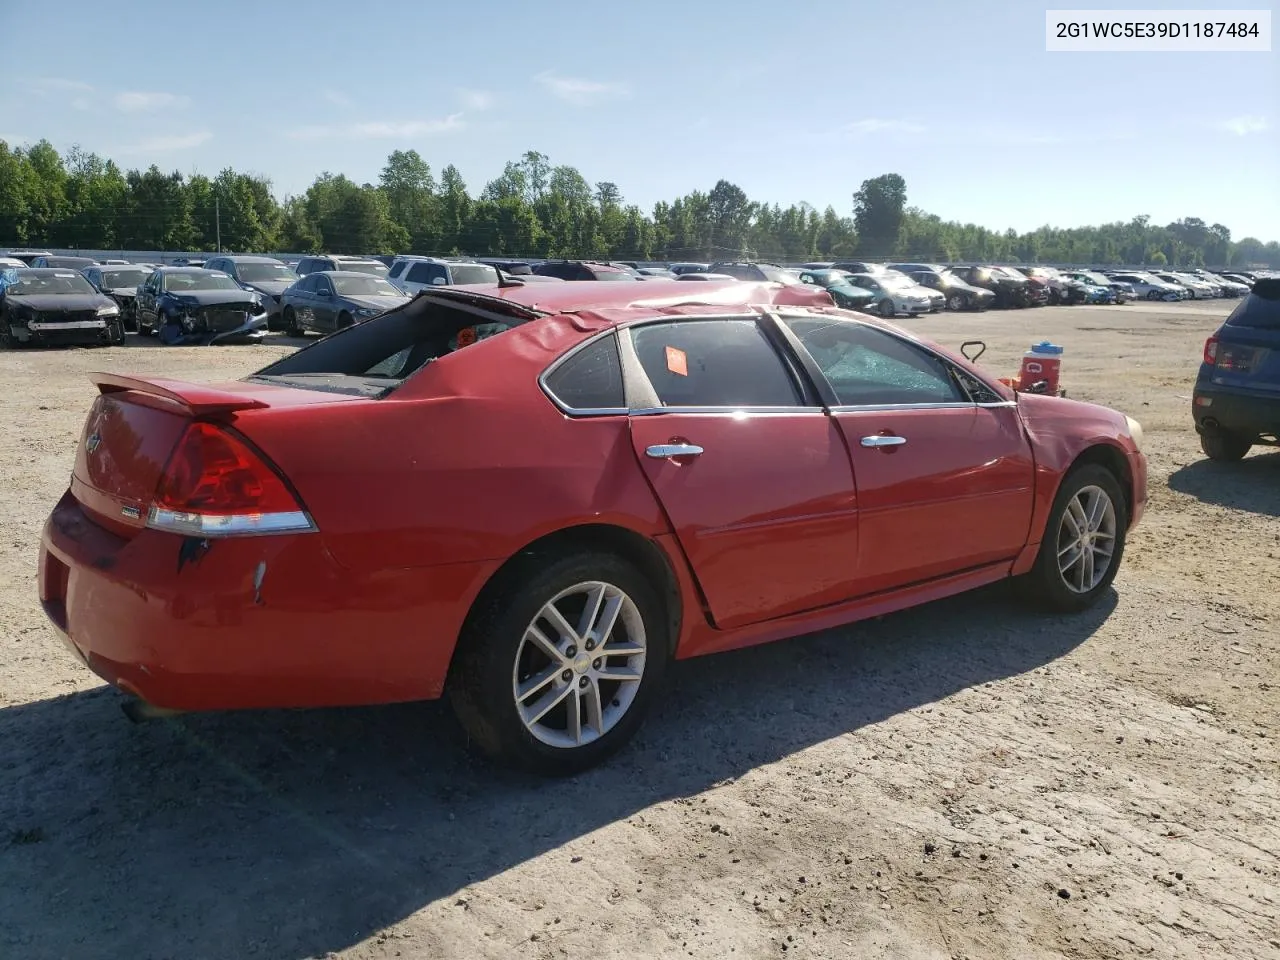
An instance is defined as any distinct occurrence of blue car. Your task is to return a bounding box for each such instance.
[1193,277,1280,460]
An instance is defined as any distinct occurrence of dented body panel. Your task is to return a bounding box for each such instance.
[39,282,1146,714]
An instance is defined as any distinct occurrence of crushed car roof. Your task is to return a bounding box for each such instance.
[434,278,833,317]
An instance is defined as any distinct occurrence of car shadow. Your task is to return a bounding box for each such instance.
[1167,449,1280,517]
[0,584,1115,960]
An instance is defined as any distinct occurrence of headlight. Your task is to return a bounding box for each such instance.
[1124,416,1144,452]
[355,307,380,318]
[97,304,120,317]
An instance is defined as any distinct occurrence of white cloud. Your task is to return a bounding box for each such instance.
[116,131,212,154]
[458,88,494,111]
[1219,115,1268,135]
[286,114,465,140]
[113,90,190,112]
[534,71,629,106]
[845,118,925,135]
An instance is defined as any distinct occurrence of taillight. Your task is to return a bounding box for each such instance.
[1203,335,1219,365]
[147,422,315,537]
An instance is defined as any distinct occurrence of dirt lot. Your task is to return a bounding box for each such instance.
[1,301,1277,960]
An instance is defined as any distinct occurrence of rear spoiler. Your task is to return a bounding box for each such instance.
[90,372,268,416]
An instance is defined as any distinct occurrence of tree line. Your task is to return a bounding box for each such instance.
[2,140,1277,268]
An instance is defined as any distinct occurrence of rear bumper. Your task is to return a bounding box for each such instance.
[39,491,498,711]
[1193,384,1280,438]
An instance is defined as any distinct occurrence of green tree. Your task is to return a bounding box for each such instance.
[853,173,907,258]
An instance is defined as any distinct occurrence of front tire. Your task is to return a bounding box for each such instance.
[283,306,302,337]
[337,310,353,329]
[878,299,895,318]
[449,550,670,776]
[1200,430,1251,462]
[1019,464,1127,613]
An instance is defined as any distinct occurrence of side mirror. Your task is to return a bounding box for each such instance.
[431,276,448,285]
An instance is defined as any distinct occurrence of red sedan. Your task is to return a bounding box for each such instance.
[39,278,1147,775]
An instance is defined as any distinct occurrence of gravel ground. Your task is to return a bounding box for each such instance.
[0,301,1276,960]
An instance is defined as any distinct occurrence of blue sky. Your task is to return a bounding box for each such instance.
[1,0,1275,240]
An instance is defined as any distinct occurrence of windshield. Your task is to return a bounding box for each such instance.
[591,269,637,281]
[237,262,297,283]
[449,264,499,285]
[100,269,152,288]
[1080,272,1110,285]
[332,275,403,297]
[163,271,243,292]
[8,272,97,295]
[340,261,389,277]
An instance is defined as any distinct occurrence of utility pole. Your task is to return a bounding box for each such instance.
[215,195,221,252]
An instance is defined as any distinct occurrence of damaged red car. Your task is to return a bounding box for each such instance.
[39,277,1147,775]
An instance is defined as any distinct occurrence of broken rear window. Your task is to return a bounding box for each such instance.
[249,300,523,397]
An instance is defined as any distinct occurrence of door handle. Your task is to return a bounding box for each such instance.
[860,435,907,448]
[646,443,704,459]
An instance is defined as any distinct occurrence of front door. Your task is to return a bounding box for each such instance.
[777,316,1035,596]
[624,317,860,630]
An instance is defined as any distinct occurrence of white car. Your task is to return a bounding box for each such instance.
[844,272,933,317]
[1195,271,1250,297]
[1158,271,1216,299]
[1108,271,1186,301]
[387,256,500,295]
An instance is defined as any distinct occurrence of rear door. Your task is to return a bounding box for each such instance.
[623,316,861,630]
[778,315,1034,596]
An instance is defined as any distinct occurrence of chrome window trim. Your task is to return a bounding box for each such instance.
[631,405,824,417]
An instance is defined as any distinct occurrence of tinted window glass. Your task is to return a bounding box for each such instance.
[631,319,801,408]
[782,318,964,406]
[389,261,407,279]
[405,262,434,283]
[1225,280,1280,329]
[544,334,625,410]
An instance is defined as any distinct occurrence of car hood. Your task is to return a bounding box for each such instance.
[345,295,409,311]
[243,280,294,296]
[4,292,112,311]
[167,290,260,306]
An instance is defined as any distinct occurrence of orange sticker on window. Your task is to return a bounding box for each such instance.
[665,346,688,377]
[456,327,477,347]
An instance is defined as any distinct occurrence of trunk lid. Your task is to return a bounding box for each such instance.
[71,373,362,537]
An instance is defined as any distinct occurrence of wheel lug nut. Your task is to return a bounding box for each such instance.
[593,659,601,670]
[561,670,572,682]
[579,677,588,688]
[585,640,594,651]
[566,646,577,658]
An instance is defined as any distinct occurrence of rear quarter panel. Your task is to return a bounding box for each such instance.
[235,315,672,575]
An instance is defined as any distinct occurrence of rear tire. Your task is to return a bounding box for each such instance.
[448,550,669,776]
[1018,464,1127,613]
[1200,430,1251,462]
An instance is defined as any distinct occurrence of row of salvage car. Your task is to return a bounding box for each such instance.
[0,247,1268,350]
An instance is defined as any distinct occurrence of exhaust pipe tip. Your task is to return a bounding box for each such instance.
[121,698,185,723]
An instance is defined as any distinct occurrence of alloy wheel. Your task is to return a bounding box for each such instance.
[1056,484,1117,593]
[512,581,647,749]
